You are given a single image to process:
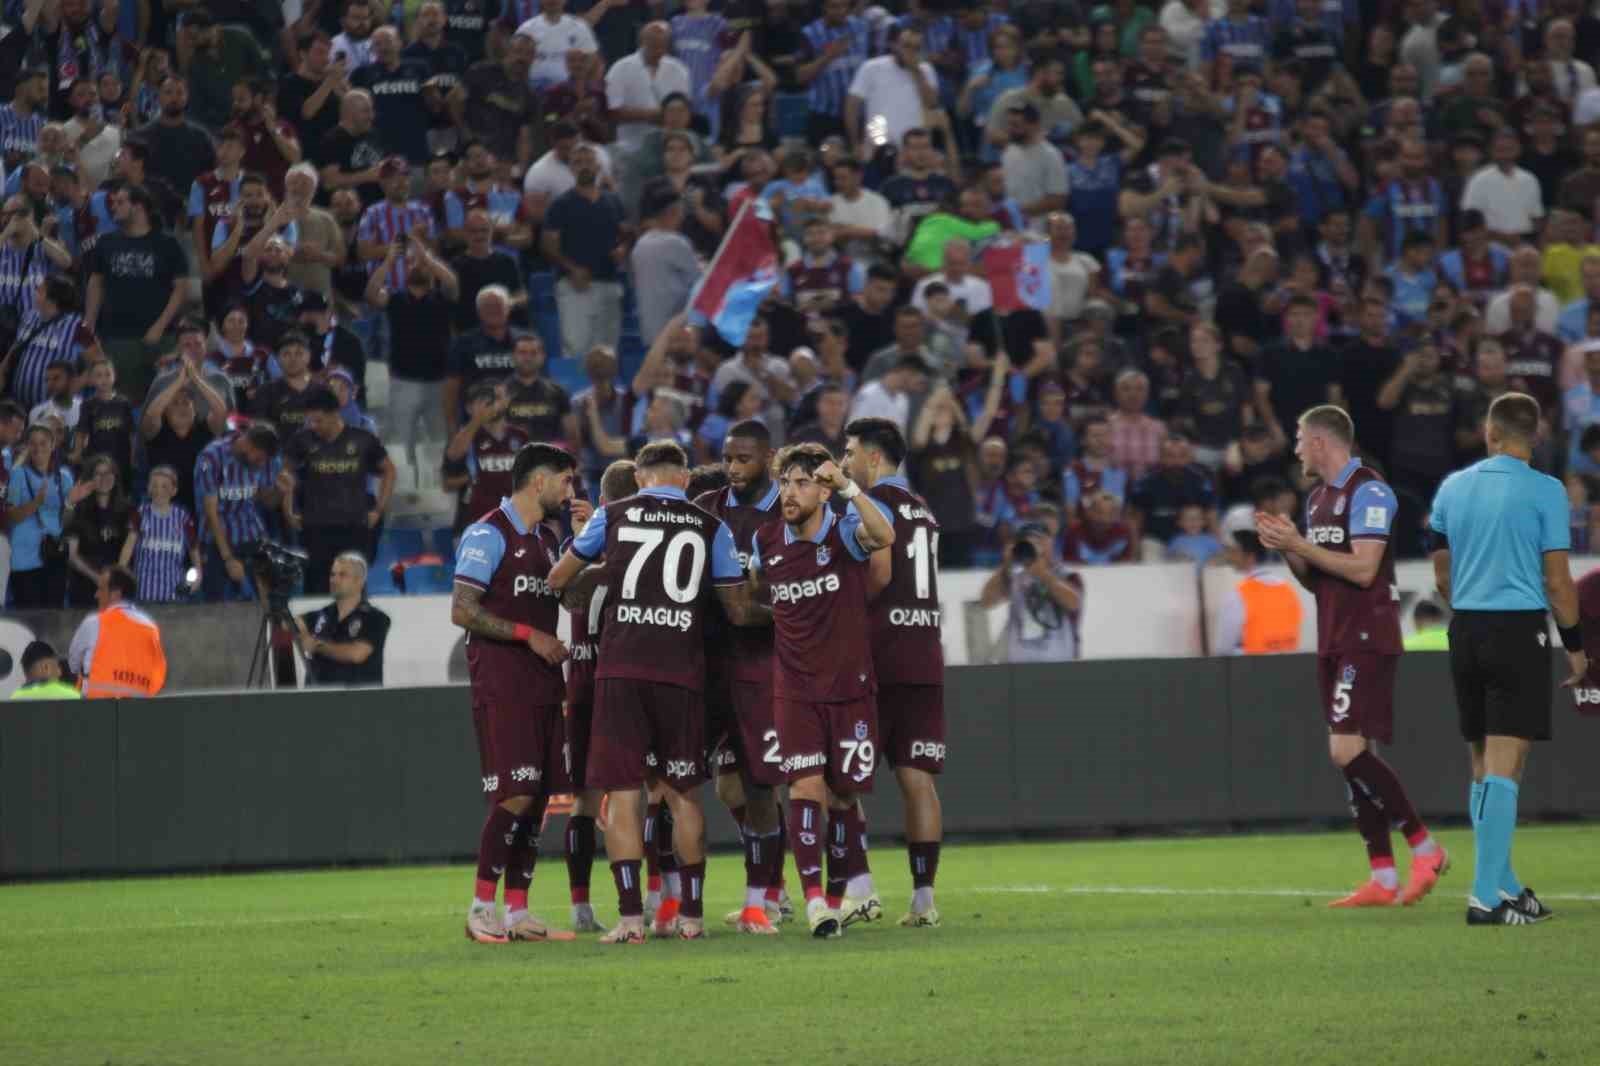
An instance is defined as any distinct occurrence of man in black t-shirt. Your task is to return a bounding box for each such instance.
[504,335,574,444]
[450,208,524,330]
[366,239,459,465]
[449,33,537,169]
[445,286,524,433]
[279,34,346,159]
[253,331,320,437]
[351,27,433,163]
[296,552,391,687]
[84,185,190,401]
[281,387,396,595]
[315,91,387,206]
[1253,294,1344,436]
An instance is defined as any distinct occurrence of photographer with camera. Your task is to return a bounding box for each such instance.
[194,424,285,602]
[978,503,1085,663]
[294,551,390,687]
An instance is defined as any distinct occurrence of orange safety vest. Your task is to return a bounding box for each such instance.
[82,605,168,699]
[1238,575,1303,655]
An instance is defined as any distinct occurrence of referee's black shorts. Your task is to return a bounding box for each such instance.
[1447,610,1554,742]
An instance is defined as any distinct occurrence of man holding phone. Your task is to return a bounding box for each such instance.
[844,25,940,164]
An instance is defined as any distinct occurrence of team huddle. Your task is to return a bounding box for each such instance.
[450,415,945,942]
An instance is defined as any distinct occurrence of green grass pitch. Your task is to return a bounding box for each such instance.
[4,826,1598,1065]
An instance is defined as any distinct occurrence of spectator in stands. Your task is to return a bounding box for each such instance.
[1175,322,1248,472]
[909,376,1000,568]
[449,206,524,331]
[64,453,132,608]
[1061,415,1127,516]
[280,164,342,304]
[1129,433,1216,556]
[332,0,380,71]
[791,381,851,454]
[316,89,386,207]
[295,291,368,394]
[137,75,216,206]
[980,504,1085,661]
[177,10,269,134]
[1060,487,1136,565]
[194,423,283,603]
[1461,128,1544,246]
[29,361,81,435]
[1002,103,1068,232]
[145,319,235,428]
[366,241,457,473]
[443,381,531,534]
[796,0,874,146]
[280,33,348,161]
[850,351,928,435]
[1377,340,1456,505]
[517,0,602,92]
[3,275,95,413]
[74,359,135,484]
[988,46,1080,154]
[250,330,317,437]
[1167,502,1224,565]
[445,284,523,434]
[451,31,537,172]
[542,143,628,360]
[352,27,433,165]
[710,315,796,440]
[84,185,187,401]
[1253,293,1342,439]
[296,552,391,687]
[572,343,629,494]
[845,24,938,168]
[1106,368,1166,480]
[281,387,396,596]
[505,335,575,445]
[229,80,303,201]
[121,464,202,605]
[7,640,79,701]
[6,422,87,608]
[632,180,701,344]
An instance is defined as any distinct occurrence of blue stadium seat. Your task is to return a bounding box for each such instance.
[377,528,425,565]
[404,564,455,595]
[430,527,454,558]
[366,565,400,596]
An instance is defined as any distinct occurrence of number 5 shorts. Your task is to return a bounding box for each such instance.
[1317,652,1398,744]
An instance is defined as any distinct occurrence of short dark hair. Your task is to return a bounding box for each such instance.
[685,463,728,498]
[276,329,311,353]
[1299,404,1355,446]
[1488,392,1541,446]
[511,442,577,491]
[124,184,160,222]
[302,385,340,412]
[845,417,907,467]
[244,423,280,456]
[20,640,58,674]
[42,275,79,312]
[1286,292,1319,314]
[634,440,689,472]
[175,315,208,338]
[107,566,139,601]
[774,441,835,479]
[727,418,772,447]
[1249,475,1289,507]
[466,381,499,407]
[866,263,898,285]
[601,459,639,502]
[0,399,26,423]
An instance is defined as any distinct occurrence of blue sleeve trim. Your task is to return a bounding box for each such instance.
[1348,480,1396,537]
[455,523,505,586]
[711,520,744,582]
[571,505,608,560]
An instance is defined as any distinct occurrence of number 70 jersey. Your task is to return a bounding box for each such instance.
[570,486,746,693]
[869,477,945,686]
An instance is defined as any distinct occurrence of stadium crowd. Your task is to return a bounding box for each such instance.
[7,0,1600,610]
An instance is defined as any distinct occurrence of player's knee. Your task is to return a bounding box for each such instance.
[715,772,747,811]
[896,766,937,801]
[790,774,826,804]
[744,786,779,831]
[1327,735,1366,768]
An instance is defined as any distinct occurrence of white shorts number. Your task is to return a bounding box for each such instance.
[1331,681,1352,721]
[839,739,876,776]
[762,728,782,764]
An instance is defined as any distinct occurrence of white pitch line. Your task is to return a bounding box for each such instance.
[977,885,1600,902]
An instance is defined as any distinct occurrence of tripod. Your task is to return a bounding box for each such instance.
[246,603,300,689]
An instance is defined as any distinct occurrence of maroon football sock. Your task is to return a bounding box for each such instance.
[825,810,850,907]
[1342,766,1395,870]
[679,861,706,919]
[766,807,789,901]
[743,827,769,889]
[474,804,519,903]
[565,814,596,905]
[788,798,825,900]
[1347,751,1427,841]
[502,813,538,913]
[643,803,663,887]
[908,841,940,889]
[843,803,871,877]
[611,860,644,917]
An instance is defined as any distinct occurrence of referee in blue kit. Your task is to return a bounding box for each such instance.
[1429,393,1587,927]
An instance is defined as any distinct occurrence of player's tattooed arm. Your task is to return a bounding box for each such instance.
[450,582,520,641]
[717,582,772,627]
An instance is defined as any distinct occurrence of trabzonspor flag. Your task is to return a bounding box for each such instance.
[688,197,781,346]
[983,241,1052,314]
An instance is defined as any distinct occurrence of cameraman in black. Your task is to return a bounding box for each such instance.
[294,551,390,687]
[977,504,1084,663]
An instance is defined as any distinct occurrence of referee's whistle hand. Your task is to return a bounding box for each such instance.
[1562,650,1589,689]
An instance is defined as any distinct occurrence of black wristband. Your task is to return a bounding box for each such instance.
[1558,622,1583,653]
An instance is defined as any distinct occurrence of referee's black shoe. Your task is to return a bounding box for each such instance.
[1505,888,1555,922]
[1466,896,1546,926]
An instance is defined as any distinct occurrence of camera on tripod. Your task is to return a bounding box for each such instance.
[251,541,307,621]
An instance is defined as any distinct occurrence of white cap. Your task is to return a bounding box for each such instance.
[1221,504,1256,546]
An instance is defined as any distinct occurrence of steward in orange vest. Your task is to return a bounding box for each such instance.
[66,567,168,698]
[1216,522,1304,654]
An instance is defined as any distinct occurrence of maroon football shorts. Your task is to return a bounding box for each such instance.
[878,683,946,774]
[1318,652,1398,744]
[775,694,878,795]
[588,678,708,793]
[565,700,594,791]
[733,676,784,787]
[470,694,565,803]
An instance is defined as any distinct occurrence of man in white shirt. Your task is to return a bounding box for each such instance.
[828,156,892,266]
[517,0,601,91]
[708,315,797,440]
[1461,128,1545,245]
[1540,18,1595,103]
[522,120,614,200]
[605,21,692,155]
[331,0,378,70]
[910,237,992,349]
[1002,103,1069,232]
[1399,0,1446,99]
[1045,212,1101,326]
[1484,242,1560,335]
[848,352,930,433]
[843,24,938,160]
[62,79,121,191]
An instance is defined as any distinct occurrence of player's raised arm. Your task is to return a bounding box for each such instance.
[813,460,894,552]
[550,503,610,591]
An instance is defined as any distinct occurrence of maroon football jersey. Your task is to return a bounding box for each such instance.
[455,502,566,703]
[575,487,743,693]
[786,253,855,314]
[1303,463,1402,655]
[565,577,608,708]
[868,477,945,686]
[192,169,237,252]
[1576,569,1600,706]
[459,423,531,531]
[696,480,779,683]
[754,507,876,703]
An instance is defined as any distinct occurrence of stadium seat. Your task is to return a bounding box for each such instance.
[430,526,454,559]
[380,528,426,563]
